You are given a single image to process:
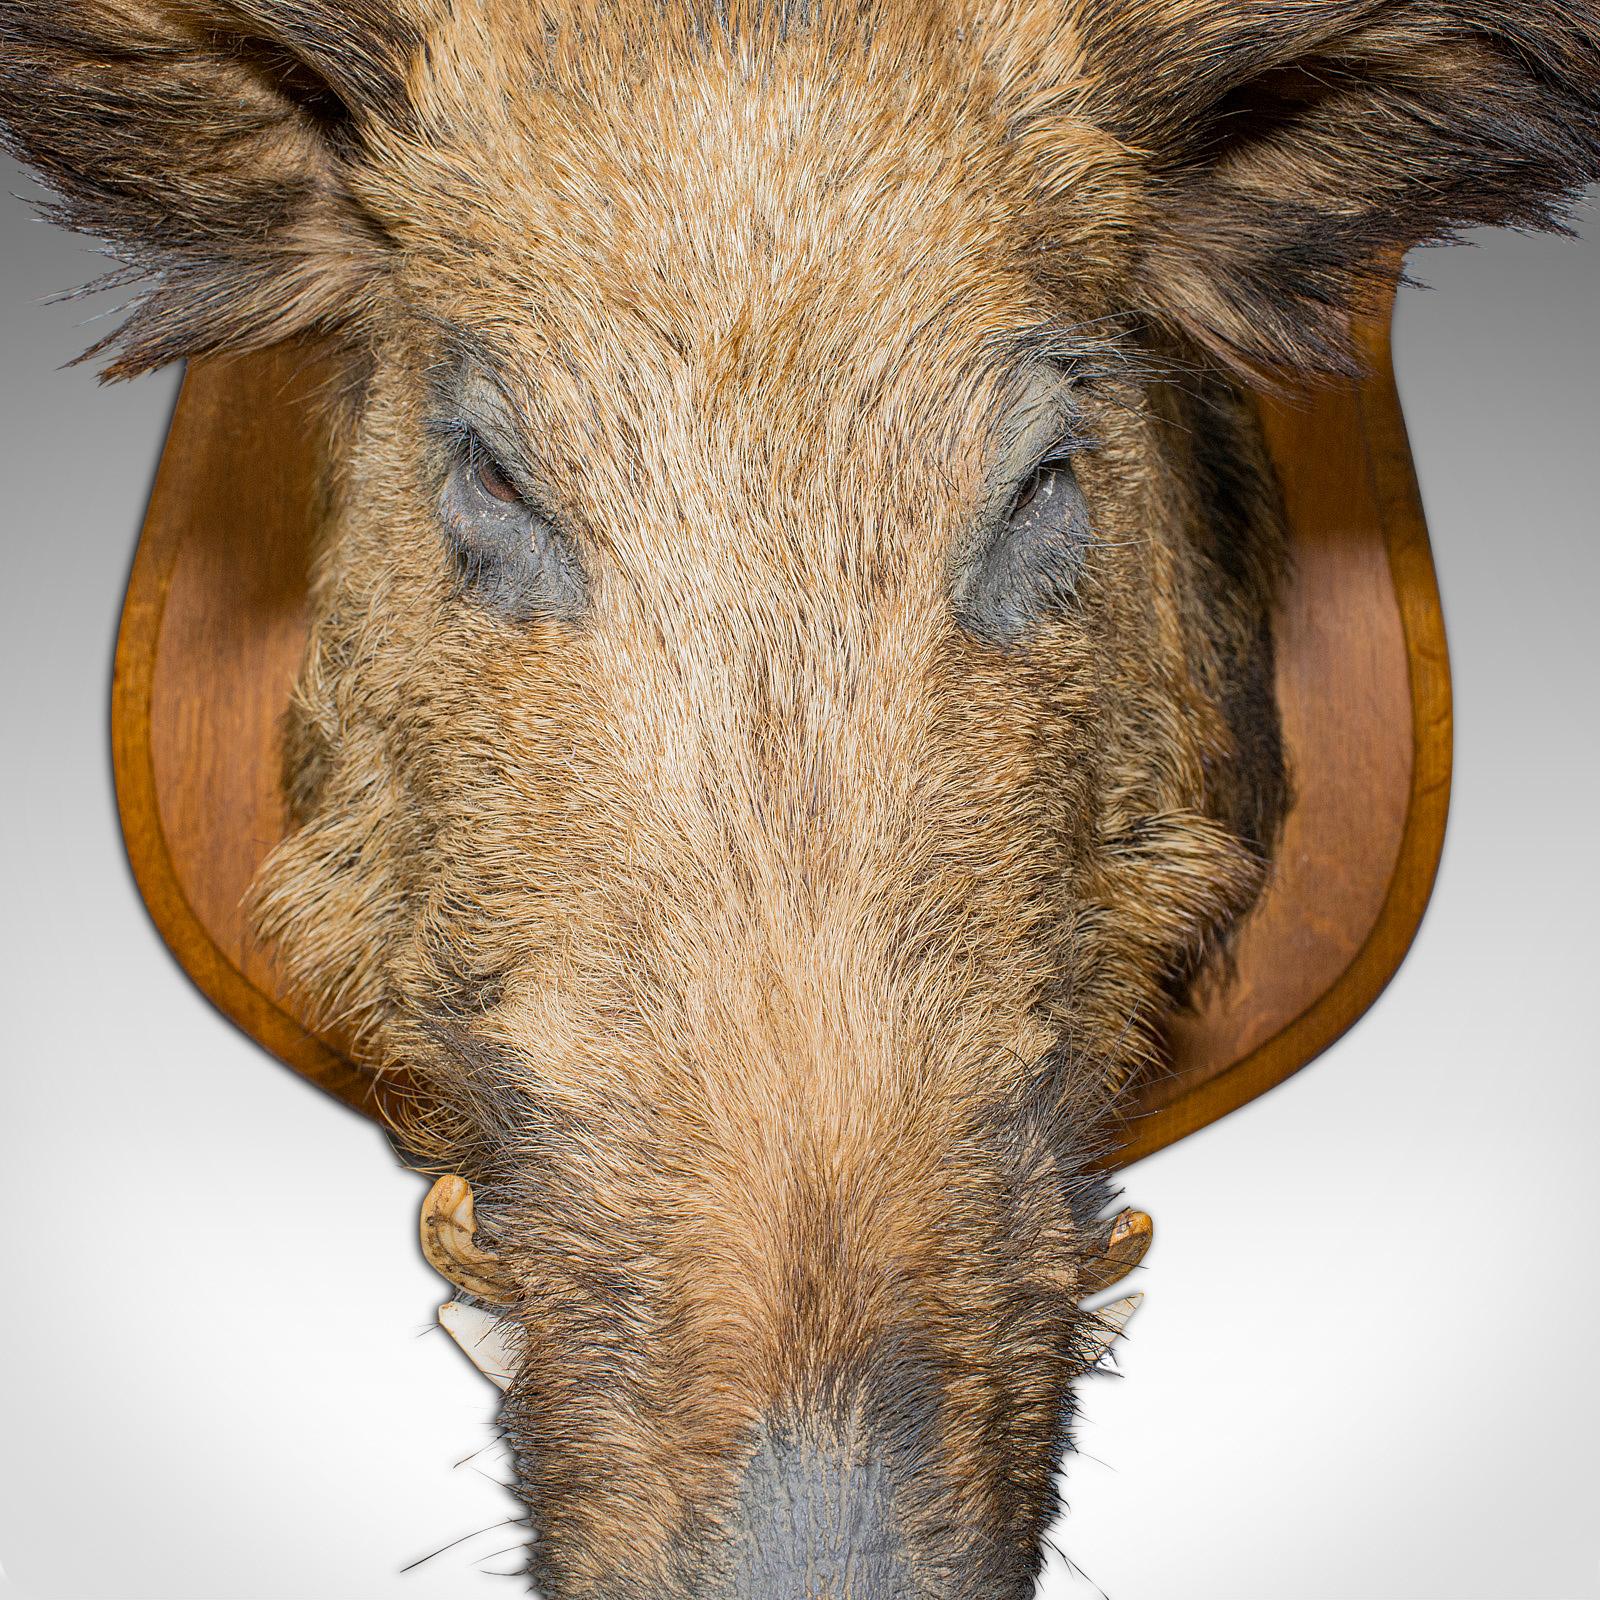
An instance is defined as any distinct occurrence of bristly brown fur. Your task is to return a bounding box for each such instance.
[3,1,1597,1594]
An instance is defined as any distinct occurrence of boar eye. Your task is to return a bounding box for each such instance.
[438,430,588,622]
[474,449,522,504]
[953,449,1094,647]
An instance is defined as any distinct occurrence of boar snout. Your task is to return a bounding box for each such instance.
[705,1419,918,1600]
[431,1178,1150,1599]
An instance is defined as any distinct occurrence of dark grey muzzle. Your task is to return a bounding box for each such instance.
[704,1420,918,1599]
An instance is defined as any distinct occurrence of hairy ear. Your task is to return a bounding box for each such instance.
[0,0,423,377]
[1069,0,1600,374]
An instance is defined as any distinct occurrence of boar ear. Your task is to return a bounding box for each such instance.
[0,0,423,377]
[1070,0,1600,375]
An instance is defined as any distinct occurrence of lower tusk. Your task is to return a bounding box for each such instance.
[421,1175,508,1302]
[439,1299,518,1390]
[1080,1291,1143,1370]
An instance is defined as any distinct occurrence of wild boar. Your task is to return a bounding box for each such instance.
[3,1,1597,1594]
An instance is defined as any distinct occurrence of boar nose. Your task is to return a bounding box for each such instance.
[708,1418,918,1599]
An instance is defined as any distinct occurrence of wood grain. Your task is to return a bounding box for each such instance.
[1118,308,1453,1162]
[112,348,417,1128]
[109,305,1451,1167]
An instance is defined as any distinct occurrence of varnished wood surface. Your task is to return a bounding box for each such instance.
[110,307,1451,1165]
[111,348,417,1128]
[1121,310,1452,1161]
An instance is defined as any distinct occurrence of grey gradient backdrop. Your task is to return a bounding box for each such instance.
[1,159,1596,1600]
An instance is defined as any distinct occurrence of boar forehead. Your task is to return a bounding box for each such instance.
[369,3,1131,442]
[375,3,1126,286]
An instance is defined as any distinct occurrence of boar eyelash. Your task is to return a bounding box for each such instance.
[429,419,535,503]
[427,416,498,466]
[424,414,478,462]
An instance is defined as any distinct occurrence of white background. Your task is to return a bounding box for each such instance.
[2,171,1596,1598]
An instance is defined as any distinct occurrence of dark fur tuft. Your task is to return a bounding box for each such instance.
[1065,0,1600,373]
[0,0,421,376]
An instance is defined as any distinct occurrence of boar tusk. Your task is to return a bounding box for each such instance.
[1080,1208,1153,1297]
[1080,1291,1143,1370]
[421,1174,509,1302]
[439,1299,519,1391]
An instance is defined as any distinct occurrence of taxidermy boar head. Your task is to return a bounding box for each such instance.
[4,0,1597,1593]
